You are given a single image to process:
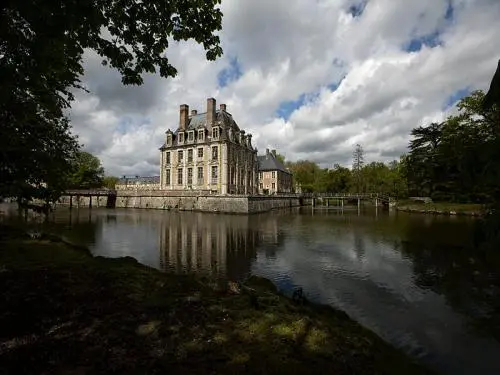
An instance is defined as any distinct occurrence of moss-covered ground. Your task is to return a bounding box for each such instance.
[0,225,432,374]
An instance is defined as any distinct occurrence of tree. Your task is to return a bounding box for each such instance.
[275,153,286,165]
[1,0,223,202]
[352,144,365,193]
[103,176,119,189]
[405,90,500,203]
[323,164,351,193]
[287,160,323,192]
[67,152,105,189]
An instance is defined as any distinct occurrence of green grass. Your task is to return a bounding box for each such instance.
[0,225,432,374]
[396,201,485,215]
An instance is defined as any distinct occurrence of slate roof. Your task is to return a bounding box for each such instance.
[258,154,290,174]
[171,110,240,133]
[160,109,249,150]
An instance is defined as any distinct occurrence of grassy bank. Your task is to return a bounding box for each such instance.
[396,201,485,216]
[0,226,430,374]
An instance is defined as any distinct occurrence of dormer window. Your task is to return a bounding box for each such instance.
[178,132,184,143]
[198,129,205,141]
[188,131,194,142]
[166,134,172,146]
[212,127,220,140]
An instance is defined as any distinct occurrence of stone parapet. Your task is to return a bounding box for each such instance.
[57,192,302,214]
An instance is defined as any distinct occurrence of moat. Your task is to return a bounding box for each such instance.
[2,205,500,375]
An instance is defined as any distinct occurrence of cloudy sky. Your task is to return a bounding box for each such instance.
[69,0,500,177]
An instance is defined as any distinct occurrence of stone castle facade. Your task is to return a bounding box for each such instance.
[159,98,259,195]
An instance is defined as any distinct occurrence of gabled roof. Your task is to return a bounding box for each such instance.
[258,154,290,174]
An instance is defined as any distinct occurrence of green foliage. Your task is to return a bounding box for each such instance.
[286,159,406,196]
[352,144,365,194]
[275,153,286,165]
[67,152,105,189]
[103,176,120,189]
[287,160,324,192]
[1,0,223,203]
[405,90,500,203]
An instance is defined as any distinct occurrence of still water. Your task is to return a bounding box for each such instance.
[3,205,500,374]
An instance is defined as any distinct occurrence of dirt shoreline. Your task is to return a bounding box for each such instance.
[0,225,432,374]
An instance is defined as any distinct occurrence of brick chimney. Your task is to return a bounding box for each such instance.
[179,104,189,130]
[191,109,197,116]
[207,98,216,125]
[220,103,227,111]
[266,148,270,158]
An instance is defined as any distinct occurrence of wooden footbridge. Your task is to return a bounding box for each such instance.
[303,193,393,209]
[63,189,117,209]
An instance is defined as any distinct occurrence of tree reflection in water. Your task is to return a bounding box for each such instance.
[400,216,500,341]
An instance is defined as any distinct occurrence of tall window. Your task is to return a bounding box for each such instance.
[166,152,171,164]
[187,167,193,185]
[177,168,183,184]
[211,145,218,160]
[211,166,218,184]
[212,127,219,139]
[188,149,193,163]
[272,182,276,190]
[198,130,204,141]
[272,171,276,178]
[166,169,171,185]
[178,132,184,143]
[259,172,263,179]
[188,131,194,142]
[197,167,204,184]
[178,150,183,161]
[166,135,172,146]
[198,148,203,158]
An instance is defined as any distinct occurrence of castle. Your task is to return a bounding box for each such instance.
[116,97,294,195]
[159,98,258,195]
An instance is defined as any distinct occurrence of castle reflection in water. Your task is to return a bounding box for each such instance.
[158,212,284,280]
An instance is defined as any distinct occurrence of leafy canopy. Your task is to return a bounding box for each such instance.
[67,152,105,189]
[405,90,500,203]
[0,0,223,202]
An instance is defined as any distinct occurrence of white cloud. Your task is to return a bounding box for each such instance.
[68,0,500,175]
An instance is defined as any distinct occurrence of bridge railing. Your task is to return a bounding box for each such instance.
[64,189,117,196]
[300,192,392,201]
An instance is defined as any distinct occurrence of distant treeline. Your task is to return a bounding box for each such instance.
[287,90,500,204]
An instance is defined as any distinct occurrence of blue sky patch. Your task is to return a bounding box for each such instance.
[217,57,243,88]
[348,0,368,18]
[445,0,454,21]
[403,31,442,52]
[276,91,321,120]
[328,74,347,92]
[443,87,471,110]
[276,74,346,121]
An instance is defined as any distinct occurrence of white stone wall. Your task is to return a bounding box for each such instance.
[57,192,301,213]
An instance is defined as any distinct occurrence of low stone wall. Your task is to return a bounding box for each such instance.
[57,192,302,214]
[248,196,300,213]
